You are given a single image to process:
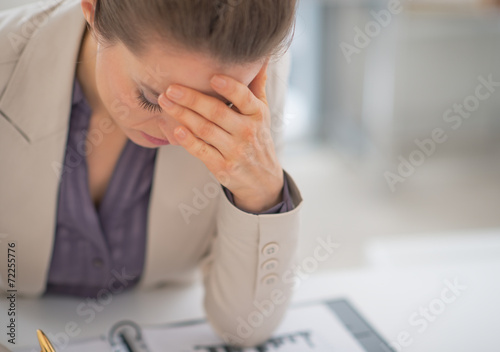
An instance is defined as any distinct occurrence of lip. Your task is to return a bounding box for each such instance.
[141,131,170,146]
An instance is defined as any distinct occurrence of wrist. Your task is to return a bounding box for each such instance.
[232,172,285,213]
[233,191,283,213]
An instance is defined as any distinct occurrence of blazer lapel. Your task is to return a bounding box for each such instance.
[0,0,86,143]
[0,0,87,295]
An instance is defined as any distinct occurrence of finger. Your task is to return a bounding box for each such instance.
[162,85,241,135]
[210,73,264,116]
[248,59,269,103]
[158,95,234,156]
[158,119,225,168]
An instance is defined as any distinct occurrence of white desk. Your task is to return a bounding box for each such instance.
[2,233,500,352]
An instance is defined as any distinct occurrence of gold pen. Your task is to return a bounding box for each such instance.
[37,329,56,352]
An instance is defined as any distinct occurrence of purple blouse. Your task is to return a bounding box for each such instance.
[44,76,294,298]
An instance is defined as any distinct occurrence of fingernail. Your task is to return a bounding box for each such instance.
[211,76,226,89]
[175,127,186,139]
[159,94,175,108]
[167,86,184,100]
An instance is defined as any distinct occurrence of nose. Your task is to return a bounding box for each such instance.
[156,116,182,146]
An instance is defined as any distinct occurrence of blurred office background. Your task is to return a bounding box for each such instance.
[2,0,500,270]
[280,0,500,269]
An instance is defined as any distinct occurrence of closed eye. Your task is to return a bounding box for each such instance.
[137,91,163,114]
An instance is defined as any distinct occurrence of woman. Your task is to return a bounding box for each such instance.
[0,0,303,347]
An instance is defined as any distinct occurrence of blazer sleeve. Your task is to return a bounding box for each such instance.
[198,52,305,348]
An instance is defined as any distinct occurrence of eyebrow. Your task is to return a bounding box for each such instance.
[141,82,233,106]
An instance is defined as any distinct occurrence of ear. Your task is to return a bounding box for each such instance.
[81,0,96,27]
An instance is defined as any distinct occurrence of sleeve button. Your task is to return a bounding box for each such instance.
[262,242,279,256]
[261,274,279,286]
[261,259,279,272]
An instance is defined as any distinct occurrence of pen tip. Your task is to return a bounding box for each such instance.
[37,330,50,352]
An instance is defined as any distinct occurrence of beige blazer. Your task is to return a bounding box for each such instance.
[0,0,303,346]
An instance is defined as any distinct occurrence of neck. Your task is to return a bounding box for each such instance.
[76,28,104,113]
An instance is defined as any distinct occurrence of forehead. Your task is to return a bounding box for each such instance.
[124,41,263,98]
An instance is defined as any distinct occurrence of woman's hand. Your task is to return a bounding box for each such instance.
[157,62,284,213]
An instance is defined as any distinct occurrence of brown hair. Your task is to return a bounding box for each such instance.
[92,0,297,64]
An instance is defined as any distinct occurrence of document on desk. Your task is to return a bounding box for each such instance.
[15,299,393,352]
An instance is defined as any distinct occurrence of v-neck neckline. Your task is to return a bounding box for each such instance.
[88,138,132,218]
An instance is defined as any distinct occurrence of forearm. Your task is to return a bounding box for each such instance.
[200,170,303,347]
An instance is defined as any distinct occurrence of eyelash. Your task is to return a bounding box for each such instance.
[137,91,163,114]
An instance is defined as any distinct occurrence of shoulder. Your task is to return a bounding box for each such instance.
[265,51,292,155]
[268,50,292,80]
[0,0,77,98]
[266,50,292,102]
[0,1,66,64]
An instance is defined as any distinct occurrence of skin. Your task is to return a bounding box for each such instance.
[79,1,285,213]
